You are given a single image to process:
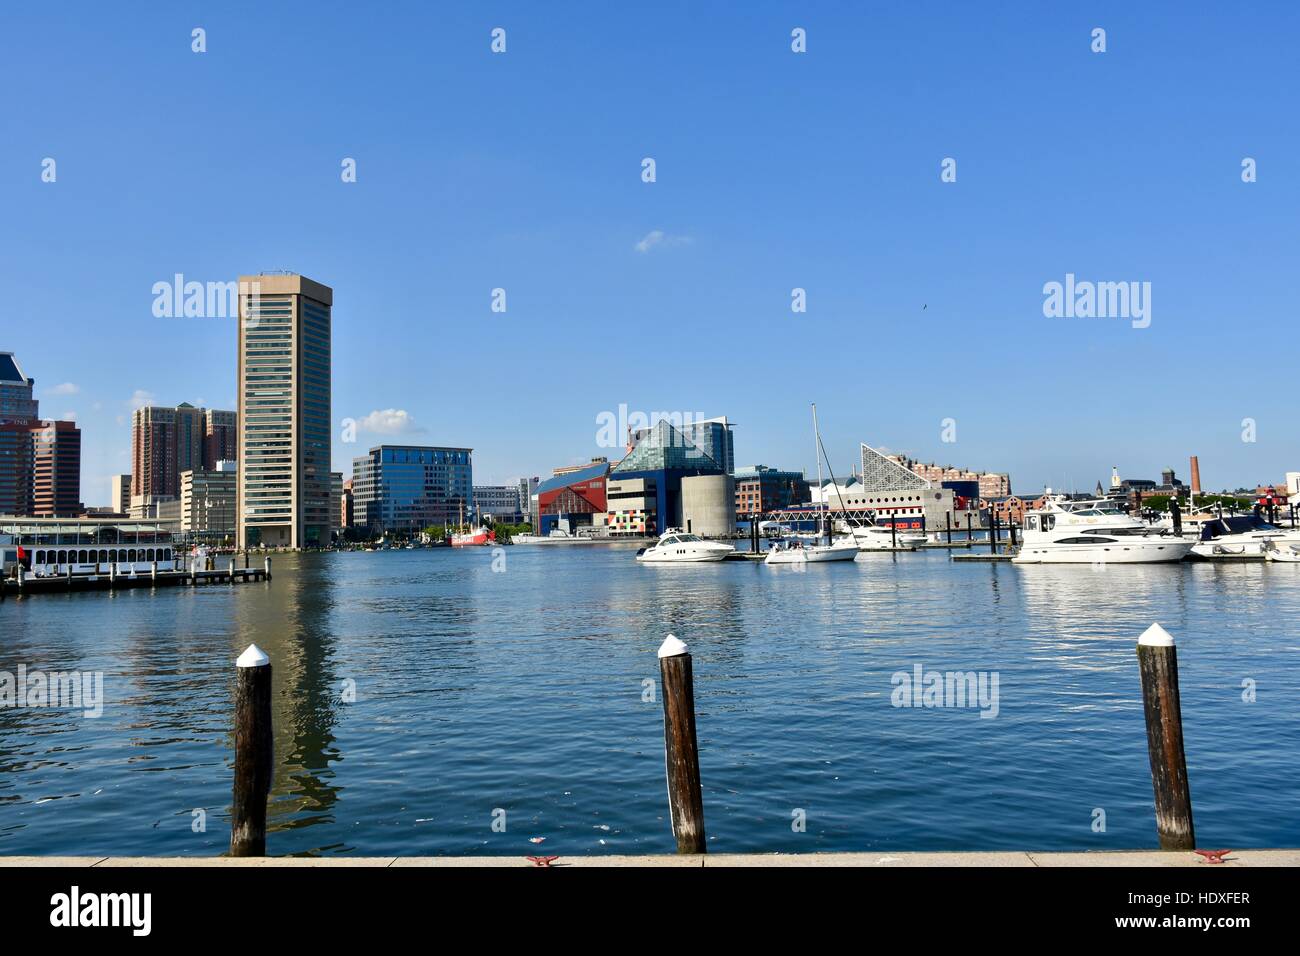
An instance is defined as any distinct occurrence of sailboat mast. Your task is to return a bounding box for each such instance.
[812,403,826,536]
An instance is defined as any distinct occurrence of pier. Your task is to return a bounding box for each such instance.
[1,558,271,599]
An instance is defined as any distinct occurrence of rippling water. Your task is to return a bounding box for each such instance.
[1,545,1297,856]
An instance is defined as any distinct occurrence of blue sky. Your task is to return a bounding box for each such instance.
[2,2,1297,505]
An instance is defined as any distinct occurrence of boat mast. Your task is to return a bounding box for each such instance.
[812,403,826,542]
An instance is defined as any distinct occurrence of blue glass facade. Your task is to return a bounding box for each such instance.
[351,444,473,532]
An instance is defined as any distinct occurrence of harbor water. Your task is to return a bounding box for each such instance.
[1,546,1297,856]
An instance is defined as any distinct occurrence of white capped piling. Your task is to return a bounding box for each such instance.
[658,634,706,853]
[231,643,273,856]
[151,560,158,582]
[264,556,272,581]
[1137,623,1195,850]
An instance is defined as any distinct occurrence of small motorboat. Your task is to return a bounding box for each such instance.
[764,536,859,565]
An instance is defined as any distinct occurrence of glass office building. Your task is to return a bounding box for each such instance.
[352,445,473,533]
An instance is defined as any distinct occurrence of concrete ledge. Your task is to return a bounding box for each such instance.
[2,849,1297,867]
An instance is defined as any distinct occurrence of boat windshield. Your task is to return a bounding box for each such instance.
[1202,515,1276,539]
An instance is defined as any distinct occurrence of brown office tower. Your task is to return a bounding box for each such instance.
[237,273,333,549]
[30,419,81,516]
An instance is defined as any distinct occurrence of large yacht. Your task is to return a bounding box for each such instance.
[1013,496,1193,564]
[636,529,734,563]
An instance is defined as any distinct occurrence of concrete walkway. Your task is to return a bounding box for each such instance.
[3,850,1297,867]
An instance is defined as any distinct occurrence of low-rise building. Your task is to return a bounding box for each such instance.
[734,465,810,515]
[180,461,237,542]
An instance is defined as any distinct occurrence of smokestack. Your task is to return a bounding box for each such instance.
[1190,456,1201,495]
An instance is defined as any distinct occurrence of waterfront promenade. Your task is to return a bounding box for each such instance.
[4,849,1297,867]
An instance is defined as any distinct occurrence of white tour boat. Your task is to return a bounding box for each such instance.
[842,521,927,550]
[636,529,734,563]
[1013,496,1193,564]
[1,516,181,580]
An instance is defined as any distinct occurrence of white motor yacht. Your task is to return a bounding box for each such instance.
[1013,496,1193,564]
[636,529,734,563]
[1189,514,1300,558]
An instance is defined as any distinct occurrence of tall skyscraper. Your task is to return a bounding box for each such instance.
[0,353,38,515]
[29,419,81,516]
[0,352,38,419]
[237,274,333,548]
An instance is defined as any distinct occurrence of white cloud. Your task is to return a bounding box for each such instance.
[358,408,424,435]
[60,409,77,421]
[635,230,692,253]
[45,382,79,396]
[129,389,156,410]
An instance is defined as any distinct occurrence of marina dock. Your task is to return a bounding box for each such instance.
[1,563,270,598]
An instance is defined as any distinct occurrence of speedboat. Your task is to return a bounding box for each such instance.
[1189,515,1300,559]
[1013,496,1193,564]
[764,536,859,564]
[636,529,734,563]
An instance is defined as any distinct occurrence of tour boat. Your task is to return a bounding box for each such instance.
[1013,496,1193,564]
[843,522,927,550]
[513,528,595,544]
[636,528,734,563]
[1,517,181,579]
[1189,515,1300,559]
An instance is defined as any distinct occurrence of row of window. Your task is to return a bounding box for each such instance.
[32,547,174,565]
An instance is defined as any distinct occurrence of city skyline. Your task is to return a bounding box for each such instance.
[3,4,1298,502]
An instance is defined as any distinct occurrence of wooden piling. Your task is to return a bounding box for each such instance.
[989,513,999,554]
[658,634,706,854]
[966,512,973,543]
[945,511,952,545]
[231,643,274,857]
[264,556,272,581]
[1136,623,1195,850]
